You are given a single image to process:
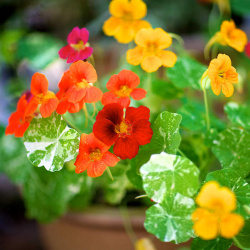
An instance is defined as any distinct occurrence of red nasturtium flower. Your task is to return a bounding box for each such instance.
[59,27,93,63]
[5,93,34,137]
[75,133,119,177]
[56,61,103,114]
[93,103,153,160]
[101,69,146,108]
[25,73,59,118]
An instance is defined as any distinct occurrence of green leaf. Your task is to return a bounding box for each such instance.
[212,128,250,178]
[191,237,233,250]
[224,102,250,130]
[206,168,250,219]
[23,167,91,222]
[126,159,143,190]
[23,113,80,172]
[144,193,195,244]
[140,152,199,202]
[0,134,32,184]
[133,111,182,170]
[151,79,184,99]
[234,219,250,249]
[230,0,250,15]
[167,57,206,90]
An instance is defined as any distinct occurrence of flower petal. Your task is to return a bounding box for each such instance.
[25,97,39,117]
[126,46,144,65]
[118,69,140,88]
[130,88,146,100]
[130,0,147,20]
[84,86,103,103]
[141,55,162,73]
[106,74,120,91]
[78,47,93,60]
[133,20,151,34]
[113,136,139,159]
[157,50,177,68]
[15,122,30,137]
[114,21,134,44]
[58,45,75,59]
[67,27,81,44]
[101,151,120,167]
[56,99,70,114]
[103,17,122,36]
[31,73,48,95]
[118,97,130,108]
[102,92,118,106]
[68,100,84,113]
[126,105,150,123]
[211,78,222,96]
[227,28,248,52]
[67,88,87,103]
[67,50,79,63]
[153,28,172,49]
[96,103,123,124]
[80,28,89,44]
[87,161,107,178]
[40,98,59,118]
[222,81,234,97]
[75,155,91,174]
[133,119,153,145]
[226,66,238,83]
[135,28,154,47]
[109,0,129,18]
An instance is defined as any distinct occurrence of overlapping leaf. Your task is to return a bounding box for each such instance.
[24,113,80,172]
[191,237,233,250]
[234,219,250,249]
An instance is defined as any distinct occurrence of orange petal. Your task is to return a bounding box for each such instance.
[130,88,146,100]
[40,98,59,118]
[84,86,103,103]
[15,122,30,137]
[152,28,172,49]
[211,78,222,96]
[118,69,140,88]
[227,29,248,52]
[101,151,120,167]
[222,80,234,97]
[75,155,91,174]
[56,99,70,115]
[126,46,144,65]
[102,92,118,106]
[157,50,177,67]
[25,97,39,117]
[226,66,238,83]
[30,72,48,95]
[217,54,232,72]
[219,213,244,238]
[103,17,122,36]
[67,88,87,103]
[87,161,107,177]
[135,28,154,47]
[141,55,162,73]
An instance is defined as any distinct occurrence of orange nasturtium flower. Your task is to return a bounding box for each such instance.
[192,181,244,240]
[102,69,146,108]
[25,73,59,118]
[74,133,119,177]
[5,93,34,137]
[205,20,248,58]
[126,28,177,73]
[56,61,103,114]
[103,0,151,44]
[201,54,238,97]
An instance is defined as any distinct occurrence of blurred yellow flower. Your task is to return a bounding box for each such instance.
[103,0,151,44]
[201,54,238,97]
[126,28,177,73]
[205,20,248,58]
[192,181,244,240]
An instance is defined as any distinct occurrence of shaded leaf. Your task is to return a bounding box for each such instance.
[234,219,250,249]
[191,237,232,250]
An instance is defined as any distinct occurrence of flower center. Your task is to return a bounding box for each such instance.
[89,148,102,161]
[36,91,55,104]
[71,40,85,51]
[76,79,92,88]
[114,120,132,137]
[122,10,133,21]
[116,85,132,97]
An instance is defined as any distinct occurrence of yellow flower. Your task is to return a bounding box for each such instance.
[205,20,248,58]
[201,54,238,97]
[103,0,151,44]
[126,28,177,73]
[192,181,244,240]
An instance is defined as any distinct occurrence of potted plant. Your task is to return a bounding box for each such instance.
[1,0,250,249]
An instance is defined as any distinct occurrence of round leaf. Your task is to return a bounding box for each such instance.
[234,219,250,249]
[191,237,233,250]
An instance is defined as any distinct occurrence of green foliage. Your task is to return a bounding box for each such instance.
[140,152,200,202]
[234,219,250,249]
[144,193,195,244]
[191,237,233,250]
[224,102,250,130]
[23,167,91,222]
[126,160,143,190]
[211,128,250,178]
[23,113,80,172]
[206,168,250,219]
[167,57,206,90]
[230,0,250,15]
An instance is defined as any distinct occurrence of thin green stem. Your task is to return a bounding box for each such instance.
[169,33,184,47]
[233,237,249,250]
[62,115,83,134]
[203,80,211,132]
[106,167,113,181]
[177,149,187,158]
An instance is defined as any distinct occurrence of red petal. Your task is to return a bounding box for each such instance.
[132,120,153,145]
[125,106,150,124]
[118,69,140,89]
[25,97,39,117]
[78,47,93,60]
[96,103,123,125]
[87,161,107,177]
[113,136,139,160]
[68,101,84,113]
[101,92,118,106]
[118,97,130,108]
[31,73,48,95]
[106,74,120,92]
[40,98,59,118]
[84,86,103,103]
[101,151,119,167]
[93,119,118,146]
[67,51,79,63]
[80,28,89,44]
[75,155,90,174]
[58,45,74,59]
[69,61,97,84]
[5,112,20,135]
[15,122,30,137]
[130,88,147,100]
[56,99,70,114]
[67,27,81,44]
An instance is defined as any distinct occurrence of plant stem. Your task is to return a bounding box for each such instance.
[169,33,184,47]
[203,80,211,132]
[135,194,148,199]
[233,237,248,250]
[106,167,113,181]
[177,149,187,158]
[62,115,83,134]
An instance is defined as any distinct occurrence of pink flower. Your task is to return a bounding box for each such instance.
[59,27,93,63]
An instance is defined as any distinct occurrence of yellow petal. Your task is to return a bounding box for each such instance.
[141,55,162,72]
[211,77,222,96]
[217,54,232,71]
[226,29,248,52]
[133,20,151,34]
[130,0,147,20]
[103,17,122,36]
[220,20,236,36]
[152,28,172,49]
[135,28,154,47]
[135,238,157,250]
[109,0,130,18]
[114,21,135,43]
[222,80,234,97]
[157,50,177,68]
[226,66,238,83]
[127,46,144,65]
[196,181,236,213]
[220,213,244,238]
